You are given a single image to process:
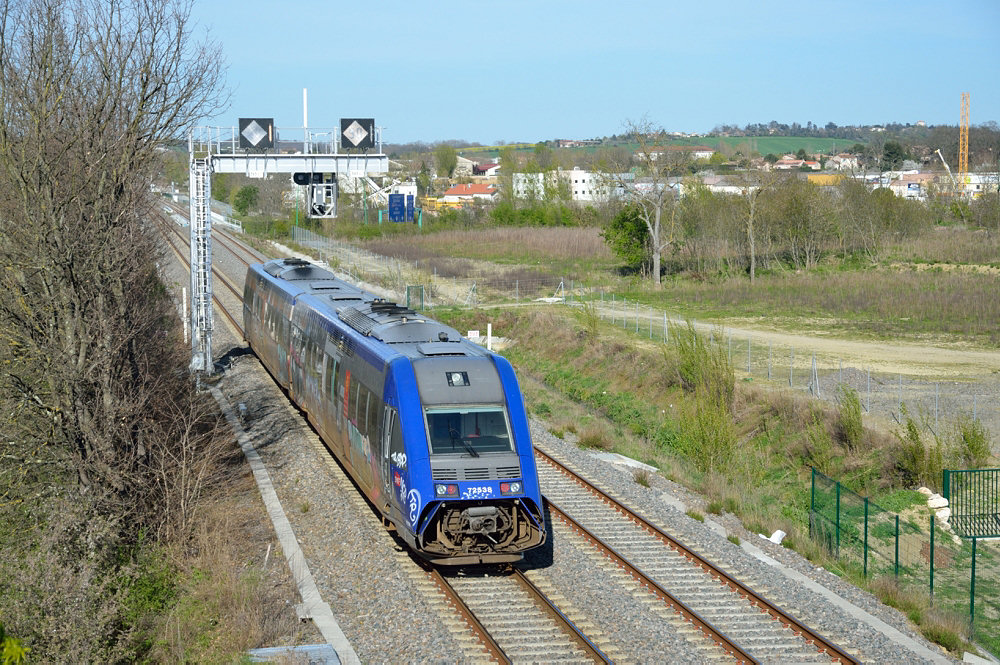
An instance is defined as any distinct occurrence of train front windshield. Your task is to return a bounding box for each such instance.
[426,407,513,456]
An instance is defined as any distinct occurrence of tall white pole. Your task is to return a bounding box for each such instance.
[303,88,309,155]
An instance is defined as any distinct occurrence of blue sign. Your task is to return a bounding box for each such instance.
[405,194,414,221]
[388,193,405,223]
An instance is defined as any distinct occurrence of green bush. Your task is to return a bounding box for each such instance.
[895,407,946,489]
[955,415,992,468]
[672,322,734,410]
[836,385,864,451]
[1,624,28,665]
[683,391,737,472]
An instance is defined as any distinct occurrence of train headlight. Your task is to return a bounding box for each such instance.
[500,481,522,495]
[435,483,458,497]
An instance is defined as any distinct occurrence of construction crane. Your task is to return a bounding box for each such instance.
[959,92,970,186]
[935,148,959,191]
[935,148,967,221]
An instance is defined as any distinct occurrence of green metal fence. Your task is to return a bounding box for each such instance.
[810,468,999,656]
[943,468,1000,538]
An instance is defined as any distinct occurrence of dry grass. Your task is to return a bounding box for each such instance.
[892,226,1000,266]
[151,470,306,663]
[868,577,970,654]
[656,263,1000,344]
[364,226,612,263]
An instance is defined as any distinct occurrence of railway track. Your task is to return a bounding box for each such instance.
[154,207,863,663]
[156,212,619,662]
[533,448,857,664]
[423,564,615,664]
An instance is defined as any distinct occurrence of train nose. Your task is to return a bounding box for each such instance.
[463,506,499,534]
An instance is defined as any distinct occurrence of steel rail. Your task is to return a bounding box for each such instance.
[156,213,245,336]
[162,199,269,266]
[544,496,756,663]
[535,448,859,665]
[420,564,510,664]
[509,567,613,664]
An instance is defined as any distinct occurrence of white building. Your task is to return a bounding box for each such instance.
[391,181,418,197]
[512,168,625,203]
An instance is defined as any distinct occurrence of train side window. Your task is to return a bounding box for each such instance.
[360,389,370,436]
[367,389,380,440]
[332,359,341,404]
[349,380,359,424]
[323,356,334,400]
[388,409,403,460]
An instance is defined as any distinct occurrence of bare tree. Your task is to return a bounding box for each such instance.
[0,0,226,516]
[598,118,684,286]
[731,169,784,283]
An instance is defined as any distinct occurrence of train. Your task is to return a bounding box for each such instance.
[243,258,546,565]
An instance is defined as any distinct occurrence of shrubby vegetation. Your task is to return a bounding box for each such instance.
[0,1,288,661]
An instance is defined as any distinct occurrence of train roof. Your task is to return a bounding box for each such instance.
[256,258,481,360]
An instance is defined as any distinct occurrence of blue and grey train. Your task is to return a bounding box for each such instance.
[243,258,546,565]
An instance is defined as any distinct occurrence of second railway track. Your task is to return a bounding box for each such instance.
[534,448,857,664]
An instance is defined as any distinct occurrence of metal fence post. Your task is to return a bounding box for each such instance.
[930,514,935,604]
[789,349,794,387]
[970,537,977,633]
[864,497,869,577]
[810,467,816,512]
[835,480,841,556]
[894,514,900,578]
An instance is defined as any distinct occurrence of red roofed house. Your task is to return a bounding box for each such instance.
[472,162,500,177]
[773,158,805,170]
[441,183,497,203]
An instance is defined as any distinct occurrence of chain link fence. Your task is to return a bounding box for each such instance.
[811,468,999,654]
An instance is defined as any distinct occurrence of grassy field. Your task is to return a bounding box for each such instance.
[635,267,1000,345]
[362,224,1000,347]
[667,136,861,156]
[362,226,618,281]
[453,135,863,161]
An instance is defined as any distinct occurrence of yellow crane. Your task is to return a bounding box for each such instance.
[959,92,970,187]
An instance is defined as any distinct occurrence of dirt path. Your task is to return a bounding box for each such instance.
[698,318,1000,380]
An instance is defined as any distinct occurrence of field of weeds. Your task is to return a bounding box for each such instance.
[643,266,1000,345]
[362,226,615,277]
[361,223,1000,347]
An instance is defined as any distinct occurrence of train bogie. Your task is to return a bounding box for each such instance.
[244,258,546,565]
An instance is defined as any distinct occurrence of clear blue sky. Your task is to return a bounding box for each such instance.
[194,1,1000,144]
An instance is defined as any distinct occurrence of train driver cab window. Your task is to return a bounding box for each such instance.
[425,407,513,456]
